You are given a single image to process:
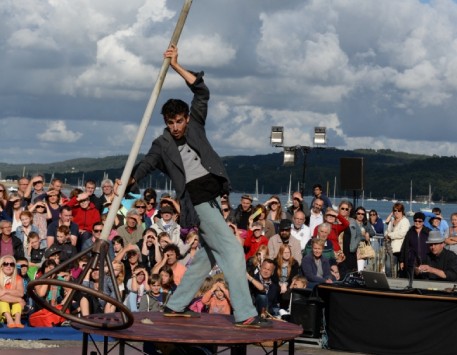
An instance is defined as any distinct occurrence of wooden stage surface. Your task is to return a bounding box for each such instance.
[71,311,303,354]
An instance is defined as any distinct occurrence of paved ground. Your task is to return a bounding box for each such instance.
[0,339,360,355]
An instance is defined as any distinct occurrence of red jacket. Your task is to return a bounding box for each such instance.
[66,197,101,233]
[243,230,269,260]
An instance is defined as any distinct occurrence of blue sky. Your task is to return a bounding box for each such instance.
[2,0,457,163]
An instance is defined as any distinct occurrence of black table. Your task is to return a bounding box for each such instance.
[318,284,457,355]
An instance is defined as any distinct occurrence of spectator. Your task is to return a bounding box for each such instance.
[46,205,79,248]
[229,194,254,231]
[268,219,302,263]
[248,204,275,239]
[201,277,231,315]
[27,232,46,269]
[139,274,164,312]
[0,220,24,259]
[28,200,51,248]
[247,259,280,317]
[308,198,324,235]
[66,191,101,248]
[125,266,150,312]
[117,209,144,246]
[0,255,25,328]
[137,228,157,270]
[53,225,77,263]
[286,191,310,223]
[152,206,187,255]
[16,210,40,252]
[264,195,288,234]
[179,230,200,268]
[310,184,333,213]
[275,244,300,296]
[244,221,269,261]
[152,244,187,286]
[301,239,334,289]
[290,210,311,251]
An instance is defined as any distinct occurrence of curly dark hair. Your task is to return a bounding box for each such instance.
[161,99,189,120]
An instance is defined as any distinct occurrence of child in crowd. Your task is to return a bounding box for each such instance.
[188,276,214,313]
[201,278,232,315]
[54,225,77,263]
[158,265,176,305]
[28,200,51,248]
[139,274,163,312]
[27,232,46,269]
[70,255,89,280]
[16,210,40,252]
[125,266,149,312]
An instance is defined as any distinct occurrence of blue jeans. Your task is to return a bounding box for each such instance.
[166,200,257,322]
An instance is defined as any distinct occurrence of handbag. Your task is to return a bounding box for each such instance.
[357,240,376,260]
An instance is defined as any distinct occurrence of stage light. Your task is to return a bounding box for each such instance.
[283,147,296,166]
[270,126,284,147]
[313,127,327,146]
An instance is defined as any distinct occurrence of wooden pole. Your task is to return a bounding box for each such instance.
[100,0,193,241]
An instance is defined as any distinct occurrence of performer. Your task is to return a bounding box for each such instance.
[129,45,270,328]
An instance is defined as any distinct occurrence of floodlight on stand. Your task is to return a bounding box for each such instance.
[283,147,296,166]
[313,127,327,146]
[270,126,284,146]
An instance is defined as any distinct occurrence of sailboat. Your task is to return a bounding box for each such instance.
[420,184,433,213]
[406,180,415,216]
[253,179,259,201]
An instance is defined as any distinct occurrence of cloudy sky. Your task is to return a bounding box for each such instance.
[2,0,457,164]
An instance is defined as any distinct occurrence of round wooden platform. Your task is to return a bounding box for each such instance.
[71,311,303,345]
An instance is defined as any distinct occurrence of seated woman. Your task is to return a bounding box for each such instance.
[275,244,300,309]
[246,244,269,278]
[248,204,275,239]
[264,195,288,234]
[158,265,176,306]
[79,266,116,316]
[0,255,25,328]
[124,266,150,312]
[301,239,334,289]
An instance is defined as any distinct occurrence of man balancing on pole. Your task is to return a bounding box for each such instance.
[128,45,271,328]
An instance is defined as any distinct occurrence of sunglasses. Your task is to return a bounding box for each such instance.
[356,212,365,215]
[93,229,103,233]
[80,198,90,203]
[393,209,400,212]
[340,207,349,211]
[18,264,28,268]
[135,205,146,209]
[2,262,15,267]
[222,208,229,212]
[0,189,4,192]
[369,213,376,216]
[414,219,424,223]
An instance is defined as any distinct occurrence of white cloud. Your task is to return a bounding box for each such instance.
[3,0,457,163]
[37,120,83,143]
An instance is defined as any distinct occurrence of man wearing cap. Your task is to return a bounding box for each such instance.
[268,219,302,263]
[128,46,265,327]
[230,194,254,231]
[416,231,457,281]
[423,208,449,237]
[399,212,430,277]
[244,221,269,260]
[152,206,189,257]
[117,209,144,246]
[45,244,62,264]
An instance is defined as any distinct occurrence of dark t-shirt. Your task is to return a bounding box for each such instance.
[47,221,79,239]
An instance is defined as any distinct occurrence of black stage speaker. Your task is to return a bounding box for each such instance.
[289,289,322,338]
[340,157,364,191]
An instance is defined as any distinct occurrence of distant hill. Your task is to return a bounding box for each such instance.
[2,148,457,202]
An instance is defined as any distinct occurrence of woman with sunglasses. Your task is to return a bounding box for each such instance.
[354,207,375,271]
[0,255,25,328]
[385,202,410,277]
[264,195,287,234]
[368,210,384,235]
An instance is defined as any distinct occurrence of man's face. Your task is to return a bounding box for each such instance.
[166,114,190,140]
[52,181,63,191]
[240,198,252,212]
[161,212,173,222]
[260,262,274,280]
[312,200,323,213]
[33,180,44,191]
[85,183,96,196]
[102,183,113,195]
[279,228,291,241]
[60,210,73,225]
[313,187,322,197]
[18,178,29,192]
[429,242,445,256]
[165,250,177,265]
[1,223,12,237]
[312,244,324,258]
[293,213,305,228]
